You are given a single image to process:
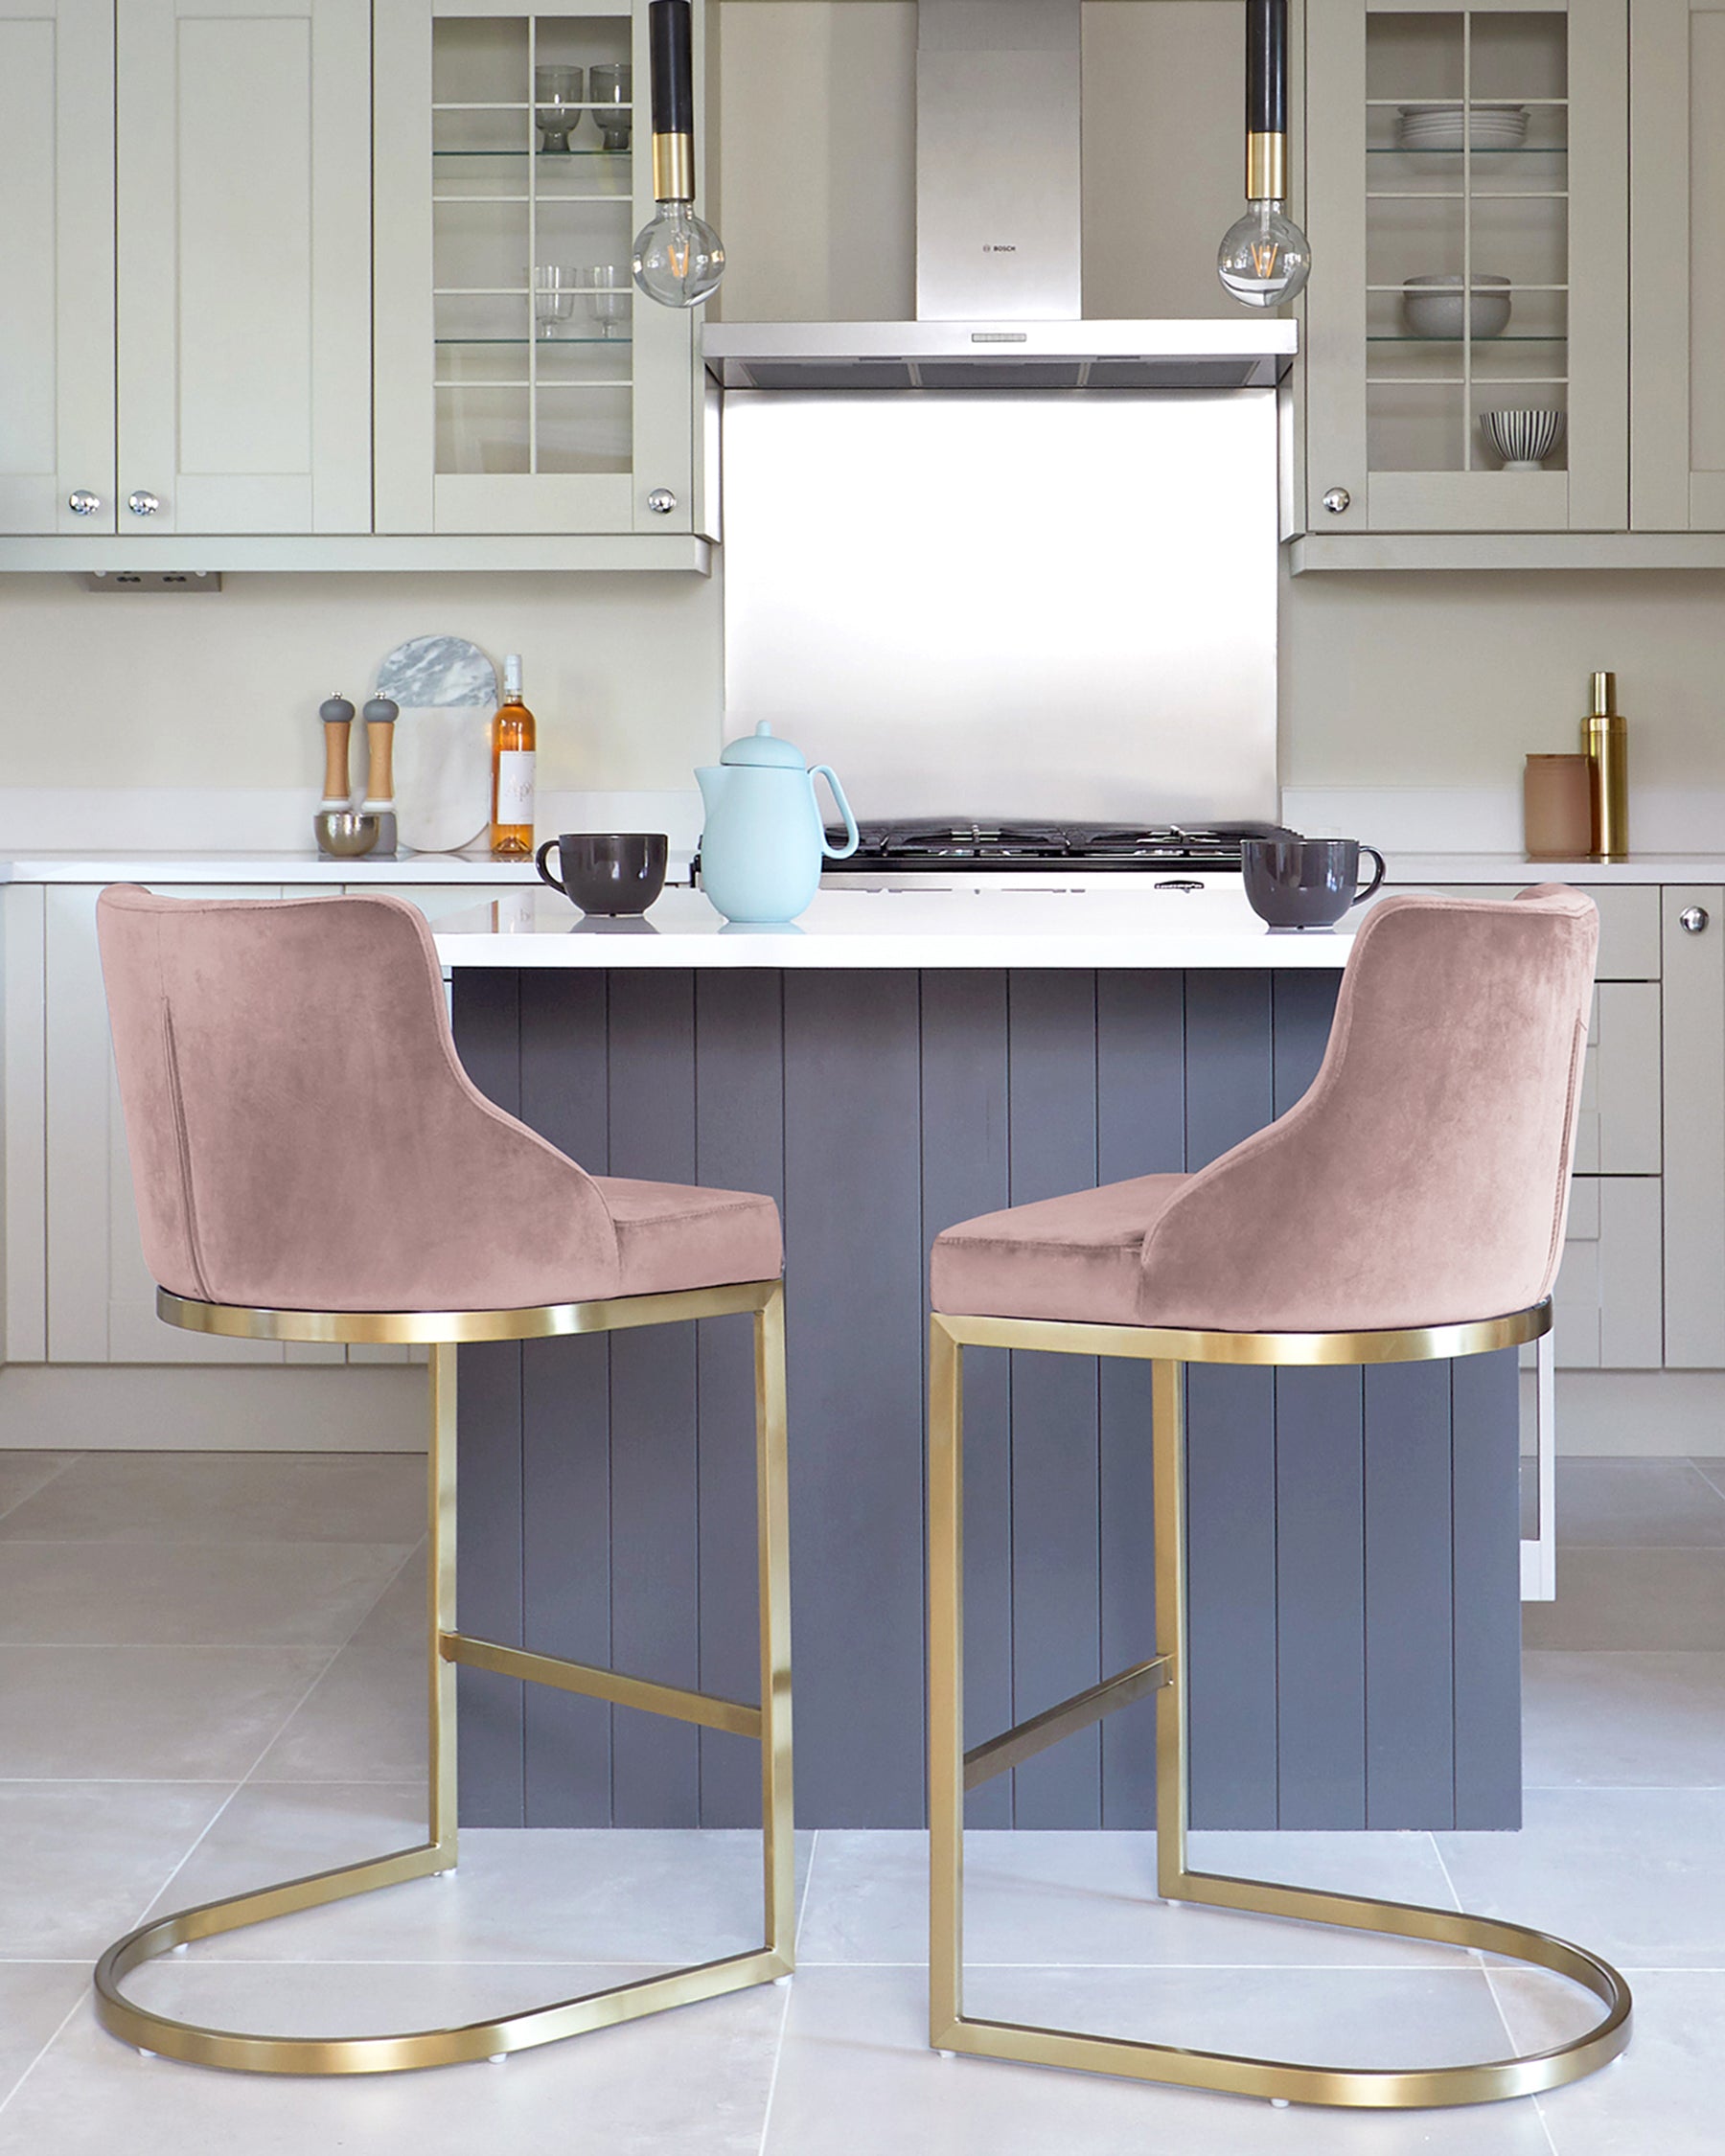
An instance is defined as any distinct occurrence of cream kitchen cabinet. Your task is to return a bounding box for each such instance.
[1627,0,1725,528]
[0,0,114,537]
[372,0,706,538]
[9,883,488,1369]
[1301,0,1629,538]
[1660,885,1725,1364]
[1424,883,1663,1367]
[0,0,371,541]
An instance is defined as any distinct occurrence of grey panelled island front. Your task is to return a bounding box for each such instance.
[439,892,1521,1834]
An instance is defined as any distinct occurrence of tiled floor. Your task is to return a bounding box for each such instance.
[0,1450,1723,2151]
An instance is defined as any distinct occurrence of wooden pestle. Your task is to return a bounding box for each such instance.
[318,695,355,810]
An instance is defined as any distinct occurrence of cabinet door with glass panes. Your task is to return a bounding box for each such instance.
[374,0,699,536]
[1304,0,1626,533]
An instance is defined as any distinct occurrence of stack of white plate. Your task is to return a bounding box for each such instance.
[1396,103,1530,150]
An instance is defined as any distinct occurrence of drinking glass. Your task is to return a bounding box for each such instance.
[586,264,631,339]
[588,63,632,151]
[532,265,577,338]
[534,65,583,154]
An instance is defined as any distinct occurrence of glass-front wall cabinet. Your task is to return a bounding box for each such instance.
[1304,0,1626,532]
[375,0,701,535]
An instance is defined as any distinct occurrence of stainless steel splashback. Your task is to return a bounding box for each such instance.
[720,390,1280,823]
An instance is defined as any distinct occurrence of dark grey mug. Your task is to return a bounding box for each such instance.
[536,832,668,916]
[1241,837,1387,930]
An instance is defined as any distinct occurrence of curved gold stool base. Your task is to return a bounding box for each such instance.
[93,1282,794,2076]
[928,1304,1633,2110]
[95,1846,789,2076]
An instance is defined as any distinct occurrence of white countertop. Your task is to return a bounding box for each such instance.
[0,852,542,885]
[432,884,1370,969]
[1,848,1718,891]
[1386,852,1725,885]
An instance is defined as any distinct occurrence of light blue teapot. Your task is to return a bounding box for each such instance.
[696,723,859,925]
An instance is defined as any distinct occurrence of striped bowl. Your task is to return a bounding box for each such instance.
[1479,406,1565,470]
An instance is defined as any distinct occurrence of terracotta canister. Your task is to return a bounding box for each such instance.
[1524,754,1593,861]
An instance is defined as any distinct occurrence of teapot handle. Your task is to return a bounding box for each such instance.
[812,765,860,860]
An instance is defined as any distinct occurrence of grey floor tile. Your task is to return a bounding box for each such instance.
[1552,1458,1725,1548]
[797,1827,1460,1969]
[0,1453,424,1545]
[1523,1651,1725,1787]
[1498,1969,1720,2156]
[0,1456,79,1527]
[0,1964,92,2115]
[1437,1786,1725,1970]
[3,1967,781,2156]
[0,1646,330,1779]
[135,1780,426,1924]
[763,1963,1557,2156]
[1524,1548,1725,1650]
[0,1540,413,1648]
[249,1566,426,1782]
[1684,1457,1725,1508]
[0,1781,234,1960]
[160,1810,814,1967]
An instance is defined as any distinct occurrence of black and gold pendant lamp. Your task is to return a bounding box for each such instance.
[1217,0,1312,306]
[631,0,724,307]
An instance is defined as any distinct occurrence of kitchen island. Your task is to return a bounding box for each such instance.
[435,885,1521,1836]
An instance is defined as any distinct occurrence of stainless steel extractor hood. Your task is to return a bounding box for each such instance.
[704,0,1297,391]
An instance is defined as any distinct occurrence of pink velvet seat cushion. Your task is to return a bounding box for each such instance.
[932,886,1598,1335]
[96,885,783,1315]
[595,1176,782,1297]
[931,1174,1189,1325]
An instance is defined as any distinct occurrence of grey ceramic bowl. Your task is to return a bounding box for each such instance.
[314,811,381,860]
[1402,273,1511,339]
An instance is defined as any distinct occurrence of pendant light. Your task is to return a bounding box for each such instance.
[1217,0,1311,307]
[632,0,725,308]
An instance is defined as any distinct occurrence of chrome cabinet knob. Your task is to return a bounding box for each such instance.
[127,491,161,517]
[1321,486,1351,515]
[1682,906,1710,934]
[646,488,677,516]
[67,490,102,516]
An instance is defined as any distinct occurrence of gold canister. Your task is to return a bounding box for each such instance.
[1582,670,1629,862]
[1524,754,1593,861]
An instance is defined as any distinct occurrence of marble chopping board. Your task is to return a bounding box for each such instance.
[377,634,496,854]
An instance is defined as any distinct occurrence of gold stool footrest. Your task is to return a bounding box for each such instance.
[938,1866,1631,2108]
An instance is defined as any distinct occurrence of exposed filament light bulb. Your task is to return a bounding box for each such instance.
[1218,0,1312,309]
[632,0,724,309]
[1218,198,1312,309]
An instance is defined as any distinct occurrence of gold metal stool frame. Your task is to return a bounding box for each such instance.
[929,1297,1632,2109]
[93,1278,794,2076]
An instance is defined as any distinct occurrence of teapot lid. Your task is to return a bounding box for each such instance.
[720,722,807,770]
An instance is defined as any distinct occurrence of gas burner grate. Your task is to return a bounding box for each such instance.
[817,817,1300,876]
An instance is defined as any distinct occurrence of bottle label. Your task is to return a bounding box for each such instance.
[495,749,536,826]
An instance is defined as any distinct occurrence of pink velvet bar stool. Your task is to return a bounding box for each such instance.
[89,886,794,2076]
[926,885,1630,2110]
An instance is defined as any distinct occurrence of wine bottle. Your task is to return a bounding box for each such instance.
[491,654,537,860]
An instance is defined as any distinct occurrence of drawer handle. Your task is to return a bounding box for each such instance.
[1682,906,1710,934]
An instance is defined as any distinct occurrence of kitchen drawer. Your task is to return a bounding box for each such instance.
[1575,982,1663,1174]
[1552,1175,1664,1368]
[1420,884,1660,979]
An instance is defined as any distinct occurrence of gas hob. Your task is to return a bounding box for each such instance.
[816,819,1295,886]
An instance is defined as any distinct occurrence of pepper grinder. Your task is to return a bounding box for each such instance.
[316,695,356,857]
[360,696,400,859]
